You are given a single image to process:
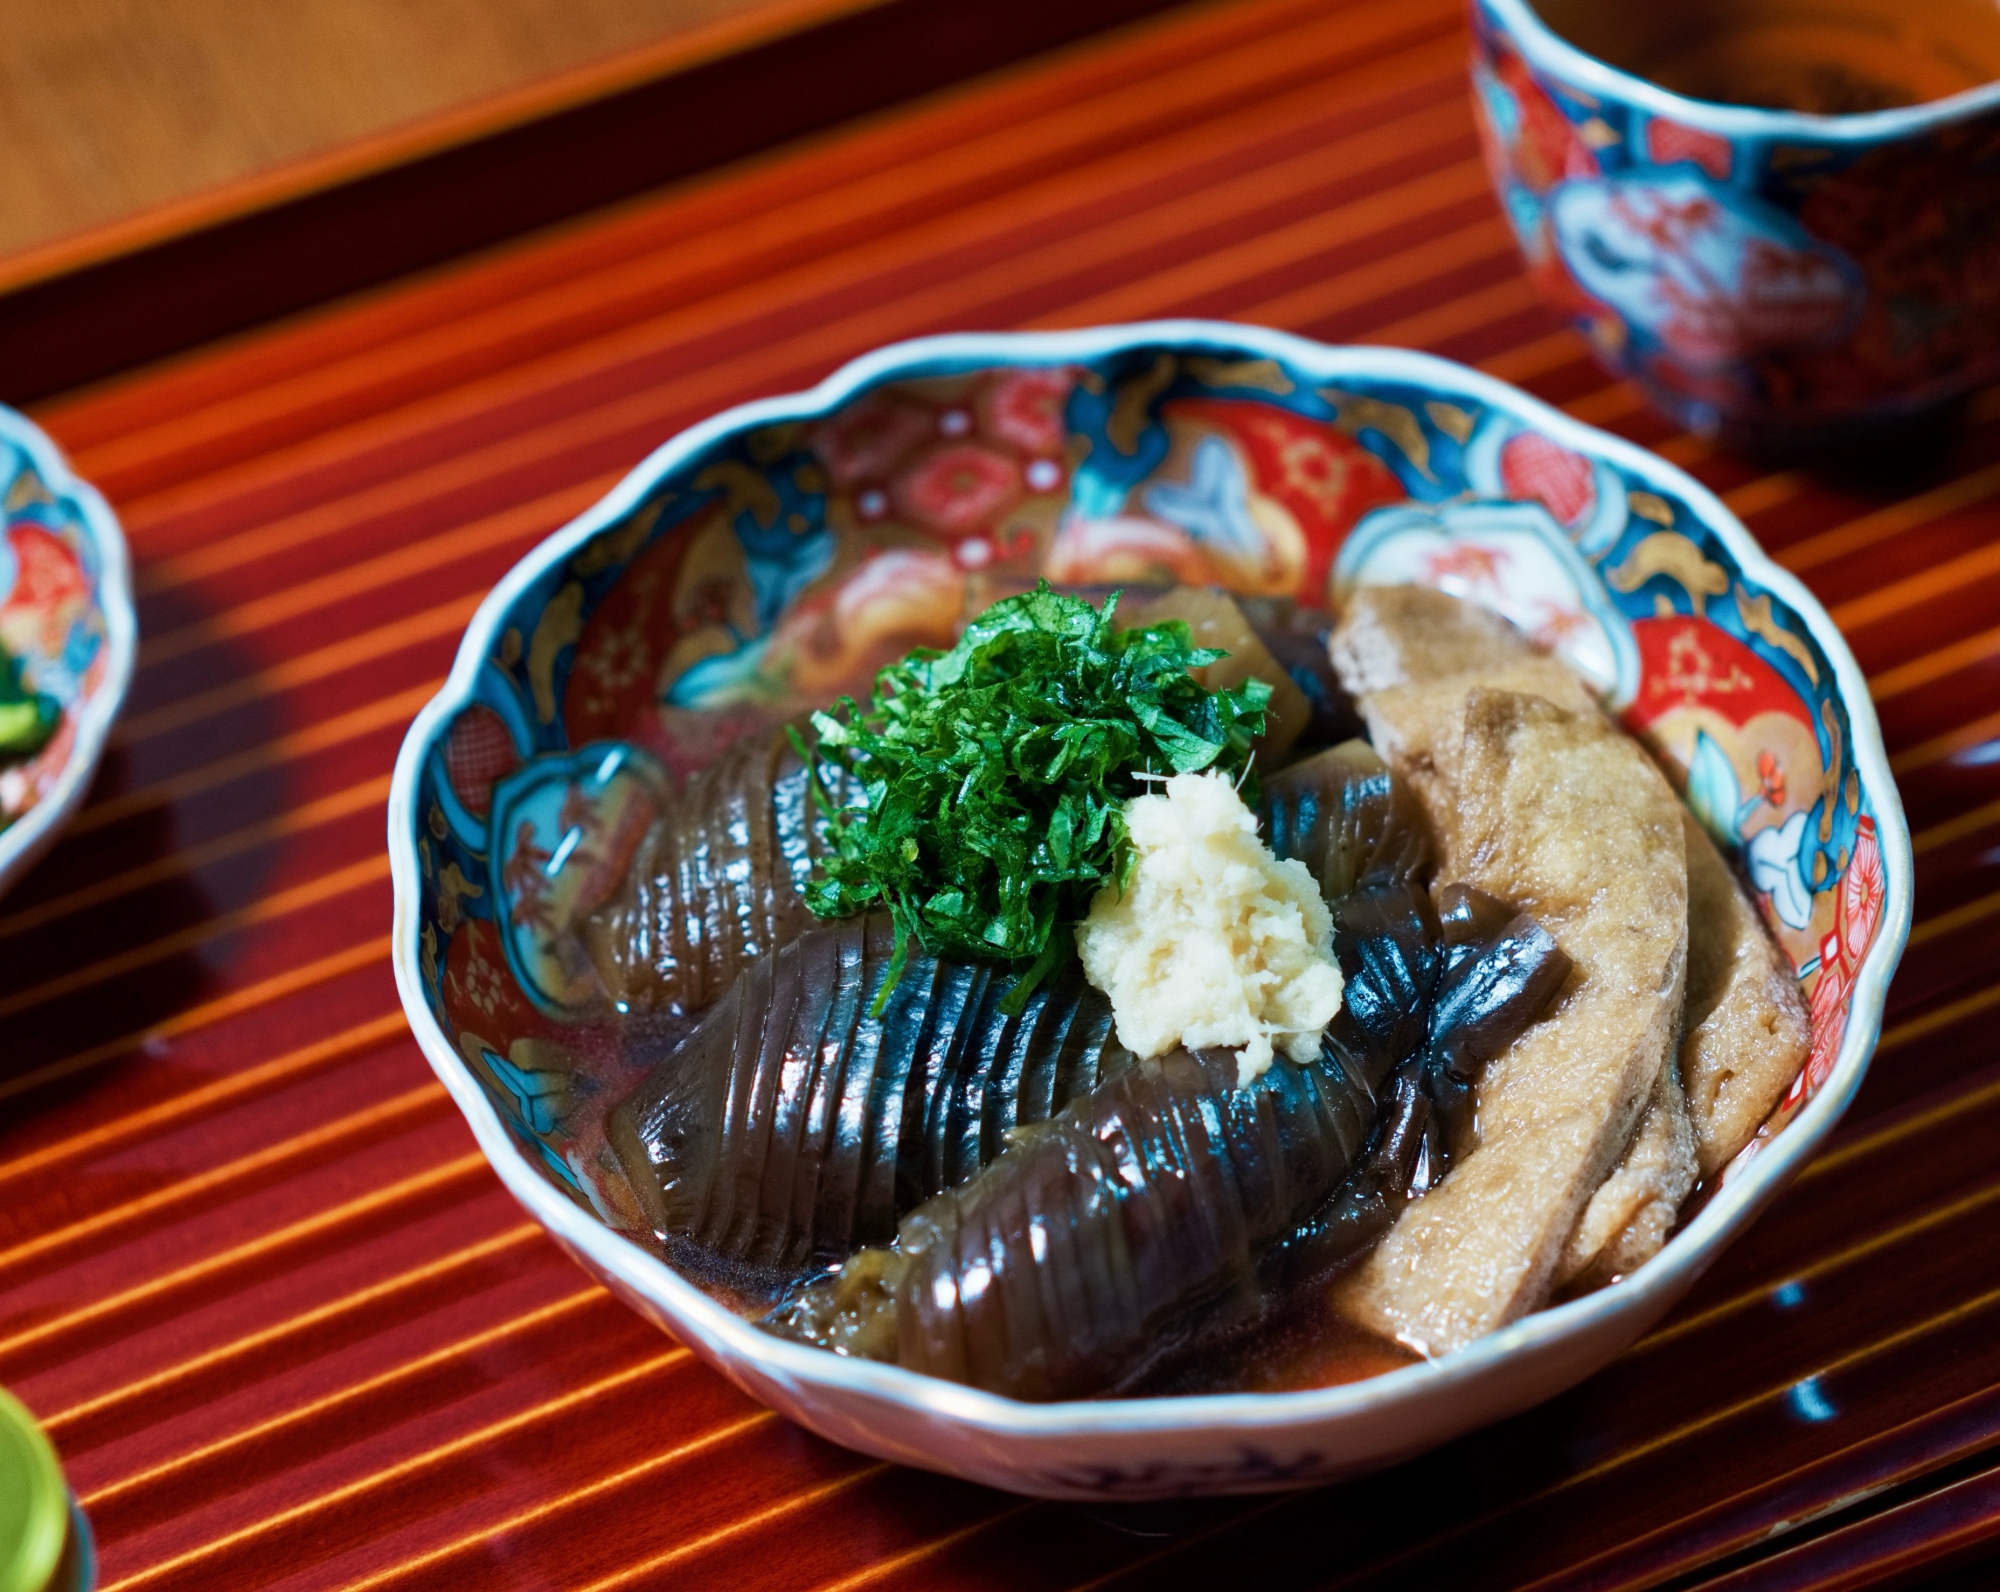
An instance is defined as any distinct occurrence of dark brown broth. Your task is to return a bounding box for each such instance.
[1532,0,2000,112]
[1120,1285,1422,1398]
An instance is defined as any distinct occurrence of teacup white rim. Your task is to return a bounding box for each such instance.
[1480,0,2000,142]
[388,320,1912,1442]
[0,405,137,892]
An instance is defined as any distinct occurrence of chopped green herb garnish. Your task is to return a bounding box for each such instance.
[0,699,54,758]
[796,582,1271,1012]
[0,649,58,763]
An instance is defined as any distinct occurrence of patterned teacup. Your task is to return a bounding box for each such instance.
[1470,0,2000,451]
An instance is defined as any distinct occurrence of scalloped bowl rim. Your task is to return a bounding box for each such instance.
[0,406,137,896]
[1480,0,2000,142]
[388,322,1913,1444]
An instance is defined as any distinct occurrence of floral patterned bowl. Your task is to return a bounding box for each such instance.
[388,323,1910,1498]
[1472,0,2000,450]
[0,406,135,896]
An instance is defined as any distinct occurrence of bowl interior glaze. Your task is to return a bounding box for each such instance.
[389,324,1910,1497]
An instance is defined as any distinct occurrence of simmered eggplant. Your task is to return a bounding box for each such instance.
[1427,885,1573,1154]
[582,726,854,1015]
[1322,879,1441,1098]
[1260,739,1431,904]
[606,914,1133,1274]
[763,882,1571,1399]
[764,1044,1374,1401]
[1263,900,1570,1294]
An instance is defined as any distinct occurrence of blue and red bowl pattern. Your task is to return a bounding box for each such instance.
[0,409,130,869]
[1470,0,2000,439]
[403,339,1887,1228]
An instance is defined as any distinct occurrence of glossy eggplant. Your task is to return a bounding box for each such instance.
[764,886,1571,1398]
[583,726,854,1016]
[1322,878,1442,1098]
[1425,884,1573,1153]
[1260,739,1431,904]
[606,914,1133,1273]
[1262,889,1571,1293]
[764,1044,1375,1401]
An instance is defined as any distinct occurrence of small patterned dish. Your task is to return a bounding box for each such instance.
[388,323,1910,1498]
[0,407,135,898]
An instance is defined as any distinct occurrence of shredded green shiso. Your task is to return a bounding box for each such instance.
[796,583,1270,1012]
[0,648,57,766]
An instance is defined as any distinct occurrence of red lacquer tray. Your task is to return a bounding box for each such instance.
[4,0,1998,1585]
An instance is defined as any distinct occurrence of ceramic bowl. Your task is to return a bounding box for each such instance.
[0,406,135,898]
[388,323,1910,1499]
[1471,0,2000,450]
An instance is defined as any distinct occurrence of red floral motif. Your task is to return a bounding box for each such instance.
[442,918,545,1048]
[1737,238,1857,349]
[1789,815,1883,1110]
[1801,931,1849,1104]
[1499,432,1596,526]
[1601,189,1854,369]
[978,367,1074,454]
[1757,749,1786,807]
[1626,616,1816,732]
[1422,542,1509,591]
[1491,47,1600,194]
[1165,398,1405,596]
[811,394,934,486]
[1527,599,1594,650]
[553,779,656,924]
[0,524,88,655]
[891,443,1023,537]
[1841,815,1885,968]
[502,820,556,934]
[1646,119,1733,181]
[443,705,518,819]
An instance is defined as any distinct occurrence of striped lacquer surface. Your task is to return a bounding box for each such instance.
[7,0,2000,1585]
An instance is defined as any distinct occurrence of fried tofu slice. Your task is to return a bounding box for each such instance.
[1553,1057,1697,1292]
[1679,809,1812,1178]
[1332,585,1808,1281]
[1549,807,1809,1284]
[1332,686,1688,1353]
[1333,586,1598,817]
[1363,655,1696,1288]
[1329,583,1535,694]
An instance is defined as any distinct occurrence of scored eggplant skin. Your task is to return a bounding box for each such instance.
[763,895,1571,1401]
[603,724,1576,1397]
[582,726,854,1017]
[1262,894,1571,1296]
[767,1044,1374,1402]
[1259,739,1431,906]
[606,914,1134,1274]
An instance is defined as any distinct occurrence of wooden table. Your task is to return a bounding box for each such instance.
[6,0,2000,1585]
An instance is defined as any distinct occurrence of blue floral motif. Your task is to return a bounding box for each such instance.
[1749,811,1816,930]
[1141,436,1265,565]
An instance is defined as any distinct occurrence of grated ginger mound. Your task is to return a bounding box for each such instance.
[1076,770,1344,1087]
